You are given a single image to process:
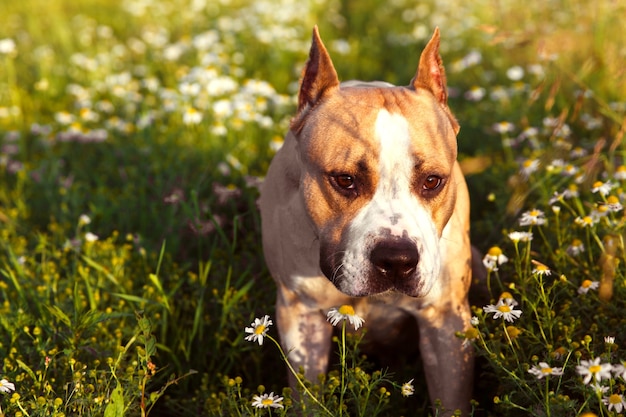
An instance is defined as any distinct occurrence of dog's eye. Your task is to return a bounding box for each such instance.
[423,175,442,191]
[334,174,355,189]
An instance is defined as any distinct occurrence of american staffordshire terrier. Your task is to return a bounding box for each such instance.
[259,26,473,415]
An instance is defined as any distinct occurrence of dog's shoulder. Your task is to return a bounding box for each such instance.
[259,131,301,206]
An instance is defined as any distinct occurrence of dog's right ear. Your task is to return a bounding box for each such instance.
[296,26,340,114]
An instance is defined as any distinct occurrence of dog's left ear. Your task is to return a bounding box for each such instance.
[297,26,340,113]
[411,28,459,134]
[411,28,448,105]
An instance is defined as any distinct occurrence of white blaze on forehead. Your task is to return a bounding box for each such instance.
[375,109,413,201]
[370,108,429,238]
[337,108,442,295]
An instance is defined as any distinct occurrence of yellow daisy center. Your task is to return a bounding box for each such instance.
[541,367,553,374]
[506,326,521,338]
[254,325,266,335]
[465,327,479,339]
[523,160,534,168]
[607,195,620,204]
[70,121,84,132]
[488,246,503,256]
[536,265,549,272]
[338,305,355,316]
[262,398,274,406]
[529,209,541,217]
[498,305,511,313]
[500,291,513,300]
[582,216,593,224]
[589,365,602,374]
[572,238,582,246]
[593,181,604,188]
[609,394,622,405]
[581,279,593,288]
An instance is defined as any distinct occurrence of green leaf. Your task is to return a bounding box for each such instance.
[111,292,151,305]
[145,334,157,357]
[104,383,125,417]
[45,305,72,327]
[82,255,121,288]
[16,359,37,382]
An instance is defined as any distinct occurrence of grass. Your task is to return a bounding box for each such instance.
[0,0,625,415]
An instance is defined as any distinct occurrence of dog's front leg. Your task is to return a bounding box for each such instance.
[417,302,473,416]
[275,284,333,387]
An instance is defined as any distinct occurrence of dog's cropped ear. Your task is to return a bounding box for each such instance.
[411,28,448,105]
[411,28,459,134]
[297,26,340,114]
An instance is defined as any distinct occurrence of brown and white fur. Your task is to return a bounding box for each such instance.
[259,26,473,415]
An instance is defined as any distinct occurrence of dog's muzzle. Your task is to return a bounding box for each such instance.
[322,234,427,297]
[370,238,419,282]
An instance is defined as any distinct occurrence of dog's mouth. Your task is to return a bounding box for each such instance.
[321,237,432,298]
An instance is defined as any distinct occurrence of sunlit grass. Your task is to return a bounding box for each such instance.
[0,0,625,415]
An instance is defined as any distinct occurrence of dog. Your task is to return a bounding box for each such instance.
[259,26,473,415]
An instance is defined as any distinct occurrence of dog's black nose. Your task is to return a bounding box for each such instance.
[370,239,419,280]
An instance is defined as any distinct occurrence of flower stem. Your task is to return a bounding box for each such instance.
[544,375,550,417]
[339,320,347,417]
[267,335,334,416]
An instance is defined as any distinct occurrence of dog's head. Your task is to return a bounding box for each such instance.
[292,27,461,298]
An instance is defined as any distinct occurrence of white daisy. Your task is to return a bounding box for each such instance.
[0,38,16,55]
[531,261,551,276]
[482,246,508,272]
[464,86,485,101]
[566,239,585,256]
[251,392,284,409]
[562,164,579,177]
[182,107,203,125]
[508,231,533,243]
[483,299,522,322]
[327,305,364,330]
[519,209,546,226]
[401,379,415,397]
[590,382,609,394]
[563,184,580,198]
[498,292,519,306]
[578,280,599,295]
[603,393,626,413]
[612,362,626,380]
[520,159,539,178]
[84,232,99,242]
[591,180,614,196]
[506,66,525,81]
[604,195,623,212]
[244,315,273,346]
[576,357,612,384]
[575,215,597,228]
[528,362,564,379]
[493,121,515,134]
[615,165,626,180]
[0,378,15,394]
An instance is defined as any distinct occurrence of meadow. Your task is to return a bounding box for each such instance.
[0,0,625,415]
